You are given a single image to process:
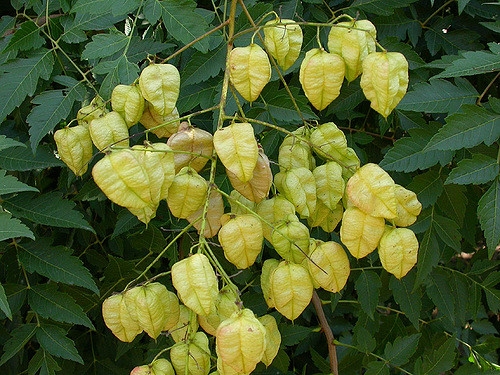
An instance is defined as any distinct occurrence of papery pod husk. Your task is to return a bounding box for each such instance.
[140,103,180,139]
[360,51,409,118]
[171,253,219,316]
[111,84,145,128]
[269,261,314,321]
[216,356,244,375]
[213,122,259,182]
[271,216,310,263]
[89,111,129,151]
[229,190,256,215]
[274,167,317,218]
[378,227,419,279]
[256,195,296,242]
[299,48,345,110]
[77,95,107,127]
[170,305,199,343]
[167,166,208,219]
[346,163,398,219]
[131,361,175,375]
[219,213,264,269]
[327,19,377,82]
[394,184,422,227]
[198,286,240,336]
[338,147,361,179]
[170,331,211,375]
[310,122,348,162]
[167,122,213,172]
[307,200,343,233]
[102,293,142,342]
[340,206,385,259]
[313,161,344,210]
[278,135,315,171]
[261,259,280,309]
[229,44,271,102]
[227,148,272,203]
[186,187,224,238]
[54,125,93,176]
[258,314,281,367]
[215,308,267,374]
[130,365,150,375]
[263,18,303,71]
[139,63,180,116]
[307,241,350,293]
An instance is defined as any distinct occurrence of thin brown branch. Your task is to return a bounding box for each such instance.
[312,290,339,375]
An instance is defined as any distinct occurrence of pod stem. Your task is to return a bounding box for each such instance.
[312,291,339,375]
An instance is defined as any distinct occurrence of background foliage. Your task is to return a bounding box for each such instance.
[0,0,499,374]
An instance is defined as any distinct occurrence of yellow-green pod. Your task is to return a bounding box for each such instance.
[88,111,129,151]
[274,167,317,218]
[307,241,350,293]
[102,293,142,343]
[170,331,211,375]
[259,314,281,367]
[378,227,419,279]
[264,18,303,71]
[139,63,180,116]
[54,125,93,176]
[167,166,208,219]
[111,84,145,128]
[271,216,310,263]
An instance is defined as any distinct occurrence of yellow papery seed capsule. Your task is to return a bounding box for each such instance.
[256,195,297,242]
[139,63,180,116]
[278,135,315,171]
[111,84,145,128]
[271,216,310,263]
[378,227,419,279]
[140,103,180,138]
[88,111,129,151]
[102,293,142,343]
[308,201,343,233]
[54,125,93,176]
[259,314,281,367]
[307,241,350,293]
[313,161,345,210]
[77,95,107,128]
[198,286,240,336]
[394,184,422,227]
[186,187,224,238]
[274,167,317,218]
[360,51,409,118]
[264,18,303,71]
[167,166,208,219]
[310,122,348,162]
[261,259,280,309]
[299,48,345,110]
[170,305,199,343]
[171,254,219,316]
[229,44,271,102]
[170,331,211,375]
[229,190,257,215]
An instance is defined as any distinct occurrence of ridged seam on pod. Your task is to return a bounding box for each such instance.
[271,216,310,263]
[89,111,129,151]
[198,285,240,336]
[263,18,303,71]
[261,258,280,308]
[307,241,350,293]
[54,125,93,176]
[309,122,348,162]
[139,63,180,116]
[229,44,271,102]
[313,161,345,210]
[102,293,142,342]
[170,331,211,375]
[258,314,281,367]
[77,95,107,127]
[111,84,145,128]
[274,167,317,218]
[186,187,224,239]
[167,166,208,219]
[140,103,180,138]
[170,304,199,343]
[394,184,422,227]
[256,195,296,242]
[378,226,419,279]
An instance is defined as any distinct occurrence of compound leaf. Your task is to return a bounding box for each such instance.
[5,20,44,52]
[0,323,37,366]
[383,333,421,366]
[0,144,64,171]
[0,170,39,195]
[417,337,456,375]
[355,271,381,320]
[389,273,421,329]
[477,178,500,258]
[28,349,61,375]
[446,154,499,185]
[181,44,226,86]
[351,0,419,16]
[81,32,129,60]
[0,211,34,241]
[0,283,12,320]
[36,324,83,364]
[71,0,140,16]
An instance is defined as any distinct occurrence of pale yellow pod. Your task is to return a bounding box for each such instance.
[360,51,409,118]
[167,166,208,219]
[256,195,296,242]
[264,18,303,71]
[151,359,175,375]
[227,149,272,203]
[111,84,145,128]
[270,261,314,321]
[77,95,107,128]
[213,122,259,182]
[328,19,377,82]
[308,241,350,293]
[308,201,343,233]
[198,286,240,336]
[278,135,315,171]
[313,162,345,210]
[186,187,224,238]
[102,293,142,342]
[261,258,280,309]
[167,122,213,172]
[171,331,211,375]
[310,122,348,162]
[337,147,361,179]
[274,167,317,218]
[228,190,257,215]
[170,305,199,343]
[218,213,264,269]
[259,314,281,367]
[171,253,219,316]
[229,44,271,102]
[215,308,267,374]
[394,184,422,227]
[216,356,244,375]
[140,103,180,138]
[54,125,93,176]
[346,163,398,219]
[378,227,419,279]
[89,111,129,151]
[340,206,385,259]
[299,48,345,110]
[139,63,180,116]
[271,217,310,263]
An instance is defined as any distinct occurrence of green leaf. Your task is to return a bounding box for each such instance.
[18,240,99,294]
[28,284,94,329]
[28,349,61,375]
[111,209,140,239]
[0,49,54,122]
[71,0,140,16]
[126,37,175,64]
[129,225,166,254]
[433,43,500,79]
[437,185,467,225]
[0,211,35,241]
[380,126,454,172]
[181,44,226,86]
[81,32,129,60]
[415,227,440,288]
[425,105,500,151]
[397,78,478,114]
[0,135,25,152]
[0,323,37,366]
[279,324,313,346]
[36,324,83,364]
[353,324,376,353]
[0,170,39,195]
[0,283,12,320]
[445,154,499,185]
[418,337,456,375]
[482,271,500,312]
[3,192,94,232]
[5,20,44,52]
[407,169,444,208]
[61,12,126,43]
[94,55,139,98]
[27,77,87,151]
[389,273,421,330]
[365,361,390,375]
[383,333,421,366]
[0,144,64,171]
[433,214,462,251]
[327,80,365,116]
[310,347,331,374]
[351,0,419,16]
[477,178,500,259]
[375,10,422,46]
[427,270,455,328]
[354,271,381,320]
